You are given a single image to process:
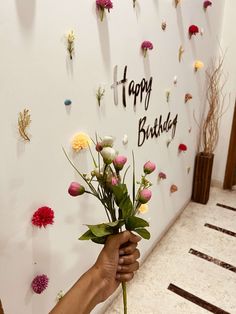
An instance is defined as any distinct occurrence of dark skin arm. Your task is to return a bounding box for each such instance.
[50,231,141,314]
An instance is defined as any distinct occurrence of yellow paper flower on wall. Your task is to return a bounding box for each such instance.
[66,30,75,60]
[138,204,149,214]
[71,132,91,152]
[194,60,204,71]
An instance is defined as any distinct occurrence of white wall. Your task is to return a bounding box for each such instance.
[212,0,236,186]
[0,1,225,313]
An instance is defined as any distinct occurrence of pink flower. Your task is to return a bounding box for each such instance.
[178,144,187,152]
[113,155,127,171]
[158,172,167,180]
[189,25,199,37]
[143,161,156,174]
[141,41,153,57]
[138,189,152,204]
[111,177,119,186]
[203,1,212,9]
[96,0,113,9]
[31,274,49,294]
[31,206,54,228]
[68,182,85,197]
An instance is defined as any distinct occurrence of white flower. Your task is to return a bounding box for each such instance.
[101,136,114,147]
[101,147,116,164]
[122,134,128,145]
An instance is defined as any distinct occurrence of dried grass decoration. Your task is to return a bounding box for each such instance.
[18,109,31,141]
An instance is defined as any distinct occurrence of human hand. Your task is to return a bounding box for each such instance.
[93,231,141,303]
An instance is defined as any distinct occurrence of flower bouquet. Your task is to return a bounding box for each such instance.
[64,135,155,313]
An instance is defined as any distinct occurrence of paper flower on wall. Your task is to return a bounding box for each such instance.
[170,184,178,193]
[138,204,149,214]
[194,60,204,71]
[96,0,113,22]
[203,1,212,9]
[158,172,167,180]
[31,206,54,228]
[189,25,199,38]
[178,45,184,62]
[31,275,49,294]
[71,132,91,152]
[56,290,65,302]
[161,21,167,31]
[18,109,31,141]
[178,143,187,152]
[175,0,180,7]
[141,41,153,58]
[133,0,137,8]
[96,86,105,106]
[173,76,178,85]
[185,93,192,103]
[66,30,75,60]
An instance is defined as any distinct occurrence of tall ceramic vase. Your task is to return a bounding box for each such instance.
[192,152,214,204]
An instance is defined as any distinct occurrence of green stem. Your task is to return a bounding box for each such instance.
[122,282,127,314]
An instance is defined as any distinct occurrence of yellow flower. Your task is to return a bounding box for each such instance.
[71,132,91,152]
[194,60,204,71]
[67,30,75,43]
[138,204,149,214]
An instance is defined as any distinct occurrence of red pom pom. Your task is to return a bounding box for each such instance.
[189,25,199,37]
[178,144,187,152]
[31,206,54,228]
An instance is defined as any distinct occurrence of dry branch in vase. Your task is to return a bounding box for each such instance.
[18,109,31,141]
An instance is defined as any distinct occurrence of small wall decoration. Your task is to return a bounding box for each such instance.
[18,109,31,141]
[96,0,113,22]
[185,93,192,103]
[133,0,136,8]
[194,60,204,71]
[187,167,191,174]
[189,25,199,38]
[71,132,92,152]
[178,143,187,152]
[203,1,212,9]
[161,21,167,31]
[178,45,184,62]
[31,206,54,228]
[64,99,72,106]
[141,41,153,58]
[96,86,105,106]
[170,184,178,193]
[166,138,172,147]
[56,291,64,302]
[66,30,75,60]
[158,172,167,180]
[175,0,180,7]
[200,28,204,36]
[31,274,49,294]
[165,89,170,103]
[122,134,128,145]
[173,76,178,85]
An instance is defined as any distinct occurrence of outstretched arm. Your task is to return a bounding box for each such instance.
[50,231,141,314]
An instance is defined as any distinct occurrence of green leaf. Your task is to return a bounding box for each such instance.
[112,184,128,206]
[126,216,149,230]
[134,228,151,240]
[105,220,125,228]
[87,223,113,237]
[119,196,133,219]
[79,229,97,240]
[92,237,107,244]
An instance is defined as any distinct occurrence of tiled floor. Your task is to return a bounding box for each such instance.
[104,187,236,314]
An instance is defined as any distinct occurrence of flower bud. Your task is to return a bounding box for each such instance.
[100,147,116,164]
[138,189,152,204]
[101,136,114,148]
[96,143,103,152]
[113,155,127,171]
[111,176,118,186]
[143,161,156,174]
[68,182,85,197]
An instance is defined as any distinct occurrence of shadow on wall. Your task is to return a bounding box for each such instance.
[15,0,36,30]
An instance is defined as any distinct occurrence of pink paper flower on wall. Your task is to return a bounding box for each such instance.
[96,0,113,21]
[203,1,212,9]
[31,206,54,228]
[178,144,187,152]
[189,25,199,38]
[158,172,167,180]
[31,274,49,294]
[141,41,153,57]
[170,184,178,193]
